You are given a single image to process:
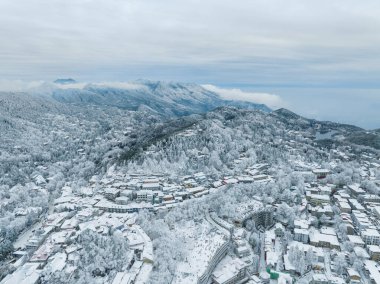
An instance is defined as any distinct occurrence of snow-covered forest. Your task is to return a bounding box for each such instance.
[1,83,380,284]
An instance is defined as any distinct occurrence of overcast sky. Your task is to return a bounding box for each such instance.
[1,0,379,128]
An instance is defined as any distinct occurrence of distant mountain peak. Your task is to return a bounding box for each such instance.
[49,80,271,116]
[54,78,77,85]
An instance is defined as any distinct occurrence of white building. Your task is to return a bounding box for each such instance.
[136,190,153,203]
[347,235,365,247]
[312,169,330,179]
[361,229,380,246]
[294,228,309,244]
[212,255,247,284]
[142,182,161,191]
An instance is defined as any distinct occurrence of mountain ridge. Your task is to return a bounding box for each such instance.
[39,80,272,117]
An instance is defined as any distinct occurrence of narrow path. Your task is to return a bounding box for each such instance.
[259,232,266,272]
[324,249,331,276]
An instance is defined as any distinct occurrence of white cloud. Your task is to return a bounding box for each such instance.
[0,80,44,92]
[53,82,88,89]
[202,84,286,109]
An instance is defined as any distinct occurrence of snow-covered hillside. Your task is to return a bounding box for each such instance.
[1,81,380,284]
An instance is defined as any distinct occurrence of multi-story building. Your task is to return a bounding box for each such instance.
[252,206,274,229]
[338,201,351,213]
[309,205,334,218]
[347,184,366,197]
[352,210,373,231]
[347,268,361,284]
[141,182,161,191]
[361,229,380,246]
[347,235,365,247]
[294,228,309,244]
[348,199,365,212]
[309,232,340,250]
[367,245,380,261]
[212,256,247,284]
[104,188,120,201]
[309,194,330,207]
[136,190,153,203]
[312,169,330,179]
[311,273,329,284]
[360,194,380,204]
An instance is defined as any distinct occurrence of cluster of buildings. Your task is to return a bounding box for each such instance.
[1,158,274,284]
[3,122,380,284]
[83,161,273,215]
[257,153,380,284]
[1,185,153,284]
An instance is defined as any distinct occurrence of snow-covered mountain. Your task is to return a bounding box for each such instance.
[1,86,379,284]
[53,78,77,85]
[35,80,271,116]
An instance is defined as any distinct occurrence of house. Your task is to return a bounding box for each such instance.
[354,247,370,259]
[163,195,174,202]
[311,273,329,284]
[367,245,380,261]
[186,186,206,195]
[309,205,334,218]
[141,182,161,191]
[115,196,129,205]
[29,239,56,264]
[319,186,333,195]
[251,174,270,182]
[237,176,254,184]
[329,276,346,284]
[351,210,373,230]
[307,194,330,206]
[347,268,361,283]
[294,219,309,230]
[312,169,330,179]
[235,245,250,258]
[136,190,153,203]
[338,201,351,213]
[213,181,223,188]
[347,235,365,247]
[347,184,365,197]
[348,199,365,212]
[212,256,248,284]
[360,194,380,204]
[364,260,380,284]
[309,232,340,250]
[104,188,120,200]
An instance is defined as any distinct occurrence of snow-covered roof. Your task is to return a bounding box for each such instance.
[362,228,380,237]
[347,235,364,245]
[310,231,339,247]
[312,169,330,174]
[0,263,41,284]
[368,245,380,253]
[364,260,380,284]
[212,255,246,283]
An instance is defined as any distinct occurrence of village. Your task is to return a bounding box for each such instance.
[2,127,380,284]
